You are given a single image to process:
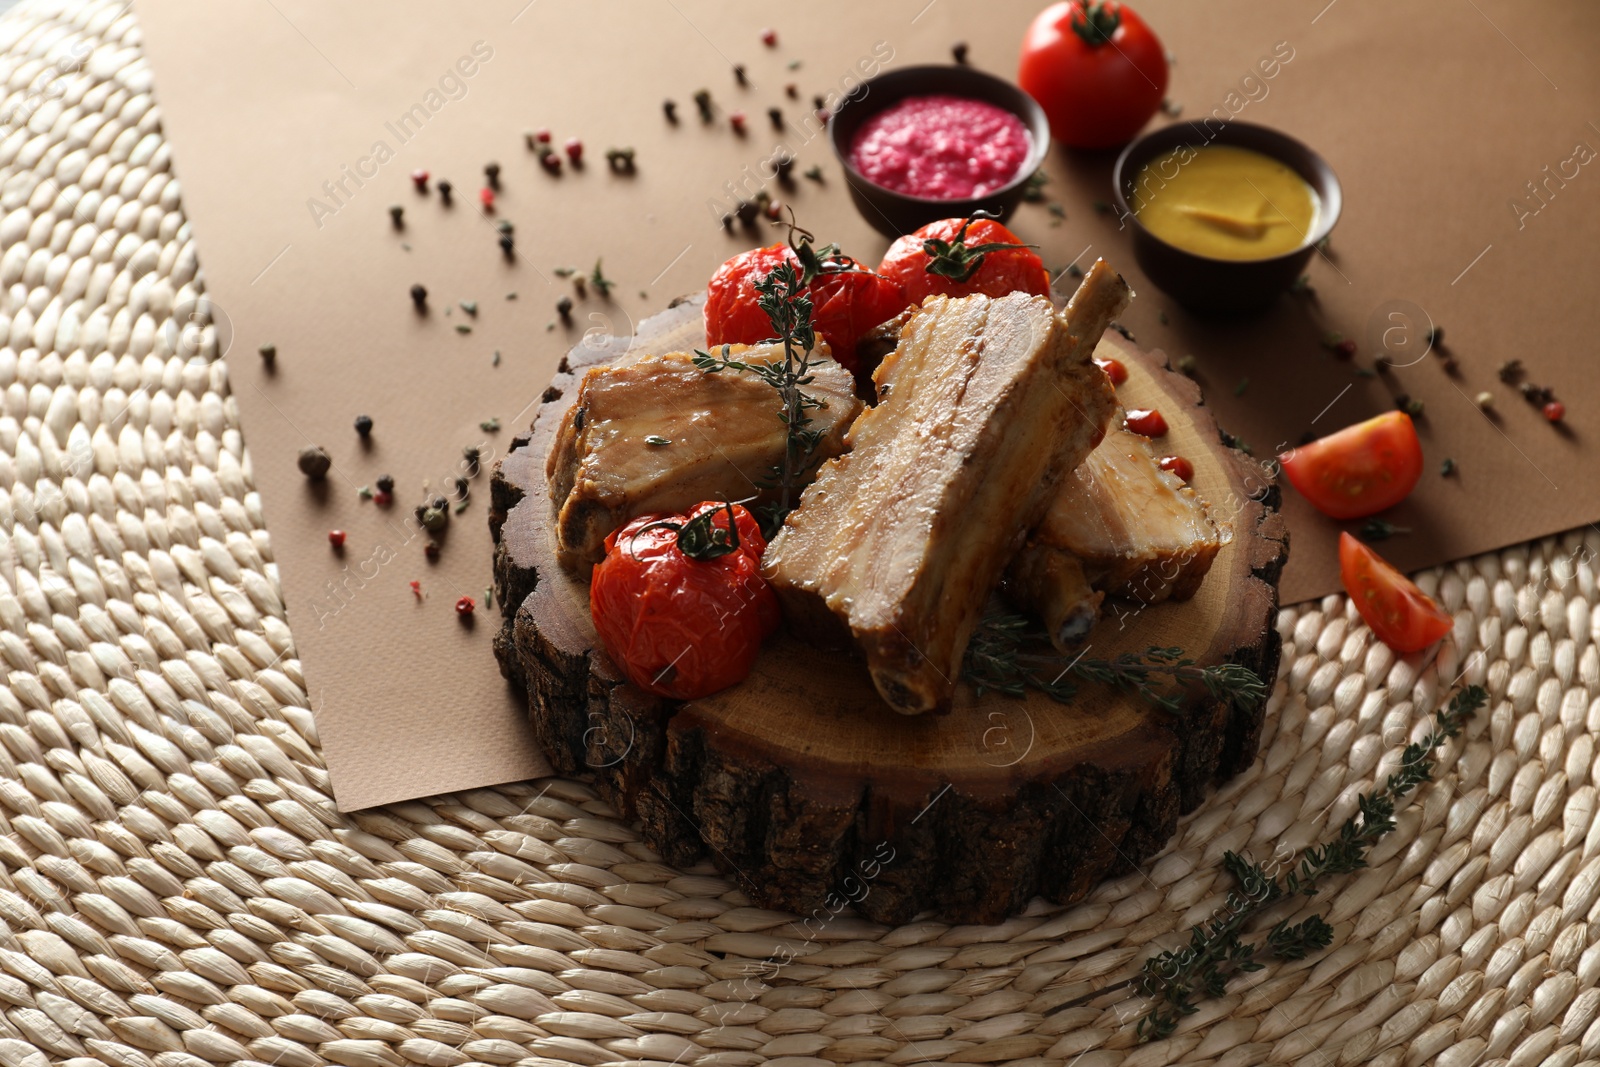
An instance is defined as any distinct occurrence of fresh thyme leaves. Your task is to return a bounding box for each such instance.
[1134,683,1487,1040]
[590,258,614,298]
[693,244,827,537]
[962,612,1269,714]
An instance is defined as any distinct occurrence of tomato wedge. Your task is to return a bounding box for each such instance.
[1339,533,1452,653]
[1278,411,1422,521]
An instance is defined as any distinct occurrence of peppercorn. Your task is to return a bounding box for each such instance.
[258,342,276,367]
[815,108,830,126]
[735,198,760,227]
[605,147,636,173]
[767,107,785,132]
[565,138,583,164]
[373,490,391,506]
[1543,400,1566,422]
[720,213,733,230]
[454,476,471,499]
[455,595,475,617]
[479,186,495,209]
[761,27,777,46]
[772,150,795,181]
[500,233,514,255]
[540,150,562,173]
[785,83,798,99]
[1474,392,1494,410]
[1334,339,1357,360]
[693,89,713,123]
[662,99,678,123]
[375,474,395,494]
[328,529,346,548]
[437,180,453,205]
[297,446,331,480]
[557,296,573,321]
[729,111,747,134]
[952,42,969,64]
[733,64,747,86]
[764,198,783,220]
[484,162,501,189]
[410,284,428,309]
[354,414,373,437]
[411,169,429,191]
[417,499,449,533]
[389,204,404,227]
[463,446,482,475]
[424,540,440,560]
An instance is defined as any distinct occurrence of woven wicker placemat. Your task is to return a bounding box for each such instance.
[2,2,1598,1065]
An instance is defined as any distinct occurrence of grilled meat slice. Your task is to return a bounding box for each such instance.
[1007,414,1227,649]
[764,261,1129,715]
[547,346,861,573]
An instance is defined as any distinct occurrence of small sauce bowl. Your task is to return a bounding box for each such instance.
[1112,121,1342,314]
[828,65,1050,238]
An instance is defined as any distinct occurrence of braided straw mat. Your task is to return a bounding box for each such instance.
[2,2,1600,1066]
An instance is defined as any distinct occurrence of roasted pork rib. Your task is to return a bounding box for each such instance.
[1006,415,1227,648]
[763,262,1129,715]
[547,346,862,572]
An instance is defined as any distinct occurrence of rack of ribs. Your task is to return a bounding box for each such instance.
[546,346,862,573]
[763,261,1130,715]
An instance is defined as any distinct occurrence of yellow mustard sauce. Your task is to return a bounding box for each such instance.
[1131,145,1319,260]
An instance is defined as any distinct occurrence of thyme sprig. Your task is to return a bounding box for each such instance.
[693,258,823,537]
[963,612,1269,713]
[1133,683,1487,1040]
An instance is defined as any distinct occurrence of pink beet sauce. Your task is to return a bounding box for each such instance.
[848,94,1031,199]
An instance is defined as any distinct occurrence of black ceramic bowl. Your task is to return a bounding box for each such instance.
[827,65,1050,238]
[1111,122,1342,314]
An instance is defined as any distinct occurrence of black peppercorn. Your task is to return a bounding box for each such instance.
[354,415,373,437]
[484,162,501,189]
[375,474,394,494]
[768,106,784,131]
[733,64,747,86]
[389,204,404,227]
[297,446,331,481]
[693,89,713,123]
[454,476,470,499]
[735,198,760,227]
[663,99,678,123]
[812,94,825,110]
[952,42,969,64]
[437,180,453,204]
[410,284,428,308]
[557,295,573,320]
[499,233,514,255]
[462,446,481,475]
[772,150,795,182]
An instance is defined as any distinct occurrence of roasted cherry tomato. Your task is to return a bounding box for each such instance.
[1279,411,1423,521]
[704,244,907,373]
[1018,1,1168,149]
[877,216,1049,304]
[590,502,780,700]
[1339,532,1452,653]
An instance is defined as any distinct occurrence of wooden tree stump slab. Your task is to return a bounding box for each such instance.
[491,293,1287,925]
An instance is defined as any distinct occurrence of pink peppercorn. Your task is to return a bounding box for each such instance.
[565,138,583,163]
[328,530,346,548]
[410,169,429,191]
[456,595,475,616]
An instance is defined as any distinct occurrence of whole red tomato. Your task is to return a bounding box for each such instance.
[704,244,908,373]
[590,502,780,700]
[1018,0,1169,149]
[877,216,1050,304]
